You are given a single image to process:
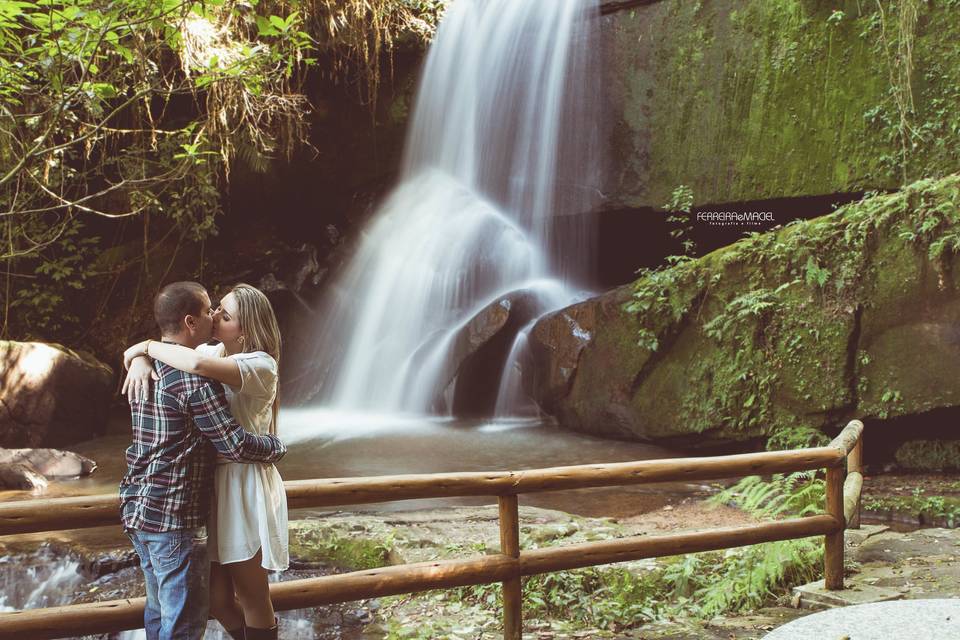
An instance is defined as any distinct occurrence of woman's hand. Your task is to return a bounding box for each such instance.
[122,356,158,404]
[123,340,151,371]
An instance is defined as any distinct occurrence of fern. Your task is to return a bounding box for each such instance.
[710,472,825,518]
[669,472,827,616]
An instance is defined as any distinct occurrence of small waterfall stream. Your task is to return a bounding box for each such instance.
[0,547,83,612]
[311,0,602,416]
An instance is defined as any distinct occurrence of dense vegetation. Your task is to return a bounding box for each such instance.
[0,0,443,344]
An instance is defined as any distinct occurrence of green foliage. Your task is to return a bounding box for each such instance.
[894,440,960,472]
[0,0,445,342]
[664,184,696,255]
[766,426,830,451]
[623,175,960,440]
[712,473,826,519]
[401,480,826,634]
[803,256,831,288]
[863,487,960,528]
[702,285,789,345]
[289,525,395,571]
[9,217,100,336]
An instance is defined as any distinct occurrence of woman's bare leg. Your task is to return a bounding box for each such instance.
[210,561,245,633]
[225,550,276,629]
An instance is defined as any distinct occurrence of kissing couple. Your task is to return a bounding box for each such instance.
[119,281,289,640]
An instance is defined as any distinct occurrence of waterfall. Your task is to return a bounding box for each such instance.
[0,547,83,612]
[311,0,602,415]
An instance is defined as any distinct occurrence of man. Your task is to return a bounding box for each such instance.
[119,281,287,640]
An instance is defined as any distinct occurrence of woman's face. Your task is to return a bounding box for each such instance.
[213,292,243,346]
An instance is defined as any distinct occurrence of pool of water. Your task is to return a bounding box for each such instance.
[1,409,708,518]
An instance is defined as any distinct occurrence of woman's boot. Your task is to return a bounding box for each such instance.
[244,618,278,640]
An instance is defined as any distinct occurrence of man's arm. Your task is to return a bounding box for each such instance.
[186,383,286,463]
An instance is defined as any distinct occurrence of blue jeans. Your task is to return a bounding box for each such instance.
[126,527,210,640]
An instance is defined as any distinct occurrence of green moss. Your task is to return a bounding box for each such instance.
[609,0,960,207]
[895,440,960,472]
[863,490,960,527]
[289,524,394,570]
[612,174,960,444]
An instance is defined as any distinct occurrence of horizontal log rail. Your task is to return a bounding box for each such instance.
[0,420,865,640]
[0,447,845,536]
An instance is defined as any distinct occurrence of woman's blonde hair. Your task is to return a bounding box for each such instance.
[230,283,282,435]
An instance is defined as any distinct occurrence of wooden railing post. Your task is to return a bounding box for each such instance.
[847,435,863,529]
[498,494,522,640]
[825,464,845,590]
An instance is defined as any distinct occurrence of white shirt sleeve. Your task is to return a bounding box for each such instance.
[232,351,278,401]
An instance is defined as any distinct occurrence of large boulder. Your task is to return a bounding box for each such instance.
[0,448,97,491]
[444,289,546,416]
[527,175,960,447]
[601,0,960,208]
[0,342,113,447]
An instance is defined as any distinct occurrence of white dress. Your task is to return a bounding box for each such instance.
[197,343,289,571]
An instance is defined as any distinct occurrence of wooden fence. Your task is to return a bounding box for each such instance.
[0,419,864,640]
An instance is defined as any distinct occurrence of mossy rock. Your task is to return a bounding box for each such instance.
[603,0,960,207]
[289,519,399,570]
[530,175,960,446]
[894,440,960,472]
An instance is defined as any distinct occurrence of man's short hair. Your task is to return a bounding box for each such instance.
[154,282,207,335]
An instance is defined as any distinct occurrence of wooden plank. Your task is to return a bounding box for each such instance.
[520,515,839,575]
[824,467,845,590]
[499,495,522,640]
[0,448,844,536]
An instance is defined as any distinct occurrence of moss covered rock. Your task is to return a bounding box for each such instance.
[894,440,960,472]
[603,0,960,208]
[529,175,960,446]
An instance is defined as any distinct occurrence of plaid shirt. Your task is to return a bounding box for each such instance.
[120,358,287,532]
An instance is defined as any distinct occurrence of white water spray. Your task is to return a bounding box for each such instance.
[311,0,602,415]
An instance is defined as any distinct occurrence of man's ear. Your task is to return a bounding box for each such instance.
[184,314,197,332]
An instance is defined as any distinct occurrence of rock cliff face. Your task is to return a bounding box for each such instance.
[0,342,113,447]
[528,176,960,447]
[601,0,960,208]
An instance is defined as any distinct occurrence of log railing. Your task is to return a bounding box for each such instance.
[0,419,865,640]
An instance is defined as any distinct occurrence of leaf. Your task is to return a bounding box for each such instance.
[256,15,277,36]
[90,82,117,98]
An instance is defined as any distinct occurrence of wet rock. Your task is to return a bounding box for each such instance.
[527,287,626,420]
[0,462,48,491]
[0,342,113,448]
[78,549,138,580]
[442,289,544,416]
[0,448,96,477]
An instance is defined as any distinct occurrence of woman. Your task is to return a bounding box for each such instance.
[123,283,287,640]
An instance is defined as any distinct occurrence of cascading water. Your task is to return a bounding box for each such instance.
[310,0,602,416]
[0,547,83,612]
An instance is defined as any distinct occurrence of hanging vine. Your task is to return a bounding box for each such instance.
[875,0,921,184]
